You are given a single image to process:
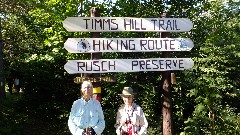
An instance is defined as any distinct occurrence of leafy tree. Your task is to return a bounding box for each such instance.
[0,0,239,134]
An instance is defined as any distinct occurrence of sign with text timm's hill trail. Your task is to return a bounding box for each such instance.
[63,17,193,32]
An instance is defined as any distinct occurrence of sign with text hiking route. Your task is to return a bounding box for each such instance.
[64,38,194,53]
[63,17,193,32]
[64,58,194,74]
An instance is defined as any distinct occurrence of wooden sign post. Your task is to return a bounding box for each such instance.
[88,7,102,103]
[63,9,194,135]
[160,12,172,135]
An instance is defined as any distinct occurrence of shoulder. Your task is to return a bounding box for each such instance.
[117,104,125,112]
[70,99,82,112]
[91,98,102,106]
[119,104,125,109]
[74,98,82,103]
[133,103,143,111]
[72,99,82,106]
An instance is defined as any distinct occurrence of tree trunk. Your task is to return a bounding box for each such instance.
[209,108,215,135]
[0,17,6,99]
[160,13,173,135]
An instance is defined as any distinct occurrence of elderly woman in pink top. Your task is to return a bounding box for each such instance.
[115,87,148,135]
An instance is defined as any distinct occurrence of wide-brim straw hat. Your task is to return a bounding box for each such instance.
[118,87,136,96]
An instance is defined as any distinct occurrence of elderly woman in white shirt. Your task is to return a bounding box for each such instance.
[115,87,148,135]
[68,81,105,135]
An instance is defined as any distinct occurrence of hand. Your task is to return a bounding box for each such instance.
[82,127,96,135]
[89,127,96,135]
[120,118,126,126]
[116,131,122,135]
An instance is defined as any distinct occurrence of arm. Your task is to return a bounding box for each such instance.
[114,106,126,135]
[115,108,122,135]
[92,101,105,135]
[68,101,84,135]
[68,113,84,135]
[137,107,148,135]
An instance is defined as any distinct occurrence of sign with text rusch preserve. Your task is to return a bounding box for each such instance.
[64,58,194,74]
[63,17,194,74]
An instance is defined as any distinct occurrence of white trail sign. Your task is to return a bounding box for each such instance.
[64,38,194,53]
[64,58,194,74]
[63,17,193,32]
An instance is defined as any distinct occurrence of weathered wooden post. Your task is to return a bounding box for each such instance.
[88,7,102,102]
[160,12,173,135]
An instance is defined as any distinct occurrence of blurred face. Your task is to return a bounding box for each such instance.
[122,95,133,106]
[81,83,93,97]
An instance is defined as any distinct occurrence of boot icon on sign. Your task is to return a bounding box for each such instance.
[179,39,188,51]
[77,39,90,52]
